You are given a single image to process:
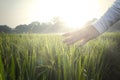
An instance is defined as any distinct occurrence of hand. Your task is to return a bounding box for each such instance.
[63,25,100,46]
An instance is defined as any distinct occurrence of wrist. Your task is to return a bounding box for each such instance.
[88,25,100,38]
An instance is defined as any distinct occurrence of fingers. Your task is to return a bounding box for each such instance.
[62,32,72,37]
[63,33,85,45]
[63,33,90,46]
[63,31,84,45]
[62,30,80,37]
[63,37,79,45]
[78,38,89,47]
[63,37,89,46]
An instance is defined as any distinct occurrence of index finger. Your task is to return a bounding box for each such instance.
[62,32,72,37]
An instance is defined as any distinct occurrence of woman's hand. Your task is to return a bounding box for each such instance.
[63,25,100,46]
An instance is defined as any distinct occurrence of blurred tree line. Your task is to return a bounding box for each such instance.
[0,17,69,34]
[0,25,12,33]
[0,17,120,34]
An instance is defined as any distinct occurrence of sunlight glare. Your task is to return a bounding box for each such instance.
[28,0,100,29]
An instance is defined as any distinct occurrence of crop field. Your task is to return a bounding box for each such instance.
[0,33,120,80]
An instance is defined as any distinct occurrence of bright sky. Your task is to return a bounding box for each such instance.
[0,0,115,28]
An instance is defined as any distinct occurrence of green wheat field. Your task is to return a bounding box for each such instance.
[0,32,120,80]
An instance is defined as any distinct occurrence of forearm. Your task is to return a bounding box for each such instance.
[93,0,120,33]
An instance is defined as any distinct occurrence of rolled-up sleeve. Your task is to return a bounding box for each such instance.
[93,0,120,33]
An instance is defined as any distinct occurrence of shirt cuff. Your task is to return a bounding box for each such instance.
[92,22,106,34]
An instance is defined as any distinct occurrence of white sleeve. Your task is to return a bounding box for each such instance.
[93,0,120,33]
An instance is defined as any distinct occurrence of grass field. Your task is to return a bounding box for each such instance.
[0,32,120,80]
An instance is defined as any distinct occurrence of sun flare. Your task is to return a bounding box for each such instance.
[28,0,100,29]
